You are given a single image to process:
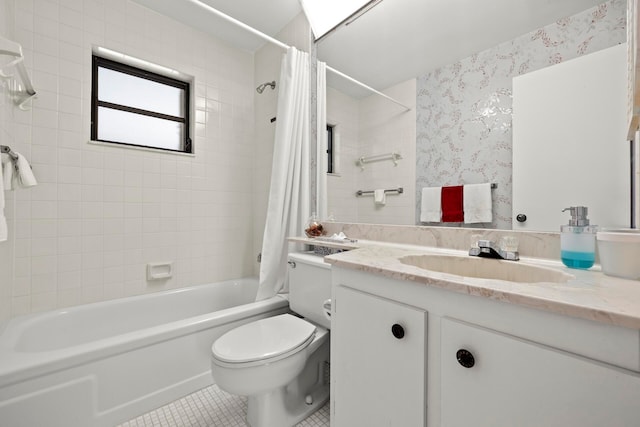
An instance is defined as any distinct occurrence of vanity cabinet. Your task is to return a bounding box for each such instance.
[331,285,427,427]
[441,318,640,427]
[331,267,640,427]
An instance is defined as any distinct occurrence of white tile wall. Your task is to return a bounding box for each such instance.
[252,12,311,275]
[0,0,259,322]
[326,86,359,222]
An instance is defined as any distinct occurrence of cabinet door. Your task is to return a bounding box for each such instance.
[332,286,427,427]
[441,318,640,427]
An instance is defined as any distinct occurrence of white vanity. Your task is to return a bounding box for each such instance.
[322,239,640,427]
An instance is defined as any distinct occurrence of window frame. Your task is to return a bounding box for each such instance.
[327,124,334,174]
[91,55,192,154]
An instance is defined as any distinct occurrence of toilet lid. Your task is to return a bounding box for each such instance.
[212,314,316,364]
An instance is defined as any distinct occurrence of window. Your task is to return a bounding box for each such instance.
[327,124,334,173]
[91,55,192,153]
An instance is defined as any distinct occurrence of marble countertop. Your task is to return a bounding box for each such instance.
[323,242,640,330]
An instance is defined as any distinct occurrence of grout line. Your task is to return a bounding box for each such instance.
[117,384,329,427]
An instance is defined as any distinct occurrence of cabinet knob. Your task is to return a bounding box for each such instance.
[391,324,405,339]
[456,349,475,368]
[516,214,527,223]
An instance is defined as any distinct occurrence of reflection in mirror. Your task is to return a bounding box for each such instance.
[325,78,416,225]
[320,0,628,231]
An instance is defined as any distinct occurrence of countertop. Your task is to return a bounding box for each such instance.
[316,240,640,330]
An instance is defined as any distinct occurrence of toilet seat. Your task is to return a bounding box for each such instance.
[212,314,316,368]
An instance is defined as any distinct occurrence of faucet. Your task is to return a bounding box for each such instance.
[469,239,519,261]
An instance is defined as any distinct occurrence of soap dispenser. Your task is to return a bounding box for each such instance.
[560,206,597,269]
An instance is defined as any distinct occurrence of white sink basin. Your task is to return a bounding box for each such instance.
[399,254,572,284]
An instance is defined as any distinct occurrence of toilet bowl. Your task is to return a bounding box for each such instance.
[210,252,331,427]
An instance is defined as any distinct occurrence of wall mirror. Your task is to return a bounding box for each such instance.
[316,0,631,232]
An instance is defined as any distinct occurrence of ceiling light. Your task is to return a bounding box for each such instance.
[300,0,383,41]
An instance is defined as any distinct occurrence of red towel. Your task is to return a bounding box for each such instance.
[441,185,464,222]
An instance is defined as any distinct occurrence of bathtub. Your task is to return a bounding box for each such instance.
[0,278,289,427]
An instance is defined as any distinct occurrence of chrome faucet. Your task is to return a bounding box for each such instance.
[469,239,519,261]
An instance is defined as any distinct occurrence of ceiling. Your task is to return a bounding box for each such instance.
[133,0,609,97]
[132,0,302,51]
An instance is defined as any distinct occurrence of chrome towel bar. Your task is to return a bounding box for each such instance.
[0,145,19,161]
[356,187,403,197]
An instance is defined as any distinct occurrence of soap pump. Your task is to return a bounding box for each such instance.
[560,206,597,269]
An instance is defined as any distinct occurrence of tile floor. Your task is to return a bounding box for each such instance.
[118,384,330,427]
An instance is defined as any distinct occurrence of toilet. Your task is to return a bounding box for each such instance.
[211,252,331,427]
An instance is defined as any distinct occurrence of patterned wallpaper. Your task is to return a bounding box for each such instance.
[416,0,626,229]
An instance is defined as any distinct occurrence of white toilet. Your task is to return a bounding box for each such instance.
[211,252,331,427]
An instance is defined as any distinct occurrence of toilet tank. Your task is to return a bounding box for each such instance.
[288,252,331,329]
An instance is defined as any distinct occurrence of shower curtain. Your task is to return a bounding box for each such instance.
[257,47,310,301]
[316,61,328,221]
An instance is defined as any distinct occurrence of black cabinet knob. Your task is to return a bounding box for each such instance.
[391,324,405,339]
[516,214,527,223]
[456,349,475,368]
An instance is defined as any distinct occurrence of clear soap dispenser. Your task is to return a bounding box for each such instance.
[560,206,597,269]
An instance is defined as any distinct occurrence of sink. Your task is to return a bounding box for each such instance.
[399,254,573,284]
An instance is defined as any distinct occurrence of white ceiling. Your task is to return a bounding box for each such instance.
[132,0,302,51]
[133,0,608,97]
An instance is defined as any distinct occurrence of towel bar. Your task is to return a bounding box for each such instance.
[444,183,497,189]
[0,35,37,110]
[0,145,19,161]
[356,152,402,169]
[356,187,403,196]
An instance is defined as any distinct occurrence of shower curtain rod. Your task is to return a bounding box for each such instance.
[187,0,411,111]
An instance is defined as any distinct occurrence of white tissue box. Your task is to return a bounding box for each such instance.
[597,230,640,280]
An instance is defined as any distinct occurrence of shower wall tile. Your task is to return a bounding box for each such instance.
[326,87,359,223]
[0,0,257,322]
[416,0,626,229]
[355,79,416,225]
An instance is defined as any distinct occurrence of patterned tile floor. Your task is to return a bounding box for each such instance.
[118,384,330,427]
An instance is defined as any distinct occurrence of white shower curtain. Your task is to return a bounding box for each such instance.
[257,47,310,301]
[316,61,328,221]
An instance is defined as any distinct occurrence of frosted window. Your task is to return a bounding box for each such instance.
[91,55,191,153]
[98,68,184,117]
[97,107,183,151]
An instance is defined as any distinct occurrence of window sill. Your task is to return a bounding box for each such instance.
[88,140,196,157]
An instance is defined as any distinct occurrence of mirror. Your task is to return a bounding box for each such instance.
[316,0,629,231]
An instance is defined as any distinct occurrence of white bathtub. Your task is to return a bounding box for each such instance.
[0,278,289,427]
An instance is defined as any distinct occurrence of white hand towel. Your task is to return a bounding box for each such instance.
[463,183,492,223]
[420,187,441,222]
[374,189,386,206]
[0,156,7,241]
[1,153,13,191]
[15,153,37,188]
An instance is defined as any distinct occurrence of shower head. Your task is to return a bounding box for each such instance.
[256,81,276,94]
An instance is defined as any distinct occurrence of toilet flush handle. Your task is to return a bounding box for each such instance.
[322,299,332,320]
